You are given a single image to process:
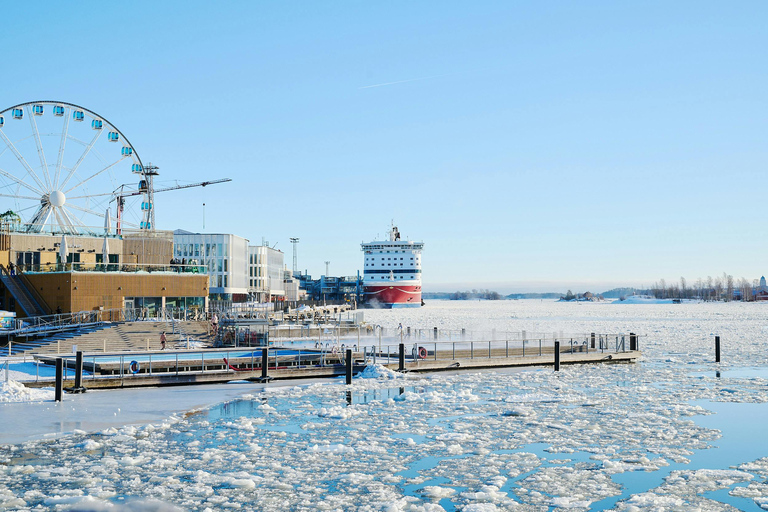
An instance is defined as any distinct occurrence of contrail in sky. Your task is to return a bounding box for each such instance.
[359,72,457,90]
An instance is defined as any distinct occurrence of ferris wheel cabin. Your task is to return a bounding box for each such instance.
[0,117,4,128]
[121,147,133,156]
[73,110,84,121]
[91,120,103,130]
[12,109,23,119]
[32,105,44,115]
[53,105,65,116]
[107,131,119,142]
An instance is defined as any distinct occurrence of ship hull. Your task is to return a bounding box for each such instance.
[363,284,421,308]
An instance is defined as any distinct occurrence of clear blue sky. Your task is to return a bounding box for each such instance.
[3,1,767,292]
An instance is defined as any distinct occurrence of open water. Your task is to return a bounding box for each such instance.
[2,299,768,511]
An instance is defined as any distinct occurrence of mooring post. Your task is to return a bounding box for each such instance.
[407,326,411,337]
[55,358,63,402]
[66,350,86,393]
[398,343,405,372]
[590,332,596,349]
[715,336,721,363]
[433,327,438,340]
[554,341,560,371]
[345,349,353,385]
[258,347,273,382]
[629,333,637,351]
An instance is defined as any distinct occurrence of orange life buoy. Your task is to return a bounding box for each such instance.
[418,347,427,359]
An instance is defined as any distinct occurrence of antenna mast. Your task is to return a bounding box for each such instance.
[325,260,330,277]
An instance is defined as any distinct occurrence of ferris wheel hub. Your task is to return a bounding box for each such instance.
[48,190,66,207]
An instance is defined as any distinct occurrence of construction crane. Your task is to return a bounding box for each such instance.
[111,178,232,234]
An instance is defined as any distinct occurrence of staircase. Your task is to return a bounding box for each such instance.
[0,267,47,317]
[2,320,215,356]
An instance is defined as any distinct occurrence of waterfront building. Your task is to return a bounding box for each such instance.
[173,230,249,301]
[247,244,285,302]
[0,228,207,316]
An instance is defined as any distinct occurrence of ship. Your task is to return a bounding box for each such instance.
[361,226,424,308]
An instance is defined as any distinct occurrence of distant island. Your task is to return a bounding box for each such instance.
[424,287,646,301]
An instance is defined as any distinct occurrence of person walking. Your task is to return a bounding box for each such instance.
[160,331,167,350]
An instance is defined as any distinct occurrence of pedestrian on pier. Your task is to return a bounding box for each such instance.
[160,331,167,350]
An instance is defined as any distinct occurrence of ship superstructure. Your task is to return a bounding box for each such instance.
[361,226,423,308]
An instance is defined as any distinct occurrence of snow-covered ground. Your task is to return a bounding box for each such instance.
[2,300,768,511]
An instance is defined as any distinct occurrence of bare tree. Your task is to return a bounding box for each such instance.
[726,274,734,301]
[680,277,687,299]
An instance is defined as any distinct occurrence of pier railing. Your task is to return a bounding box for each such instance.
[11,330,640,385]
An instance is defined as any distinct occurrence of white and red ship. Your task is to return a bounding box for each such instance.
[361,226,423,308]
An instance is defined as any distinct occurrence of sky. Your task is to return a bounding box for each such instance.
[2,1,767,293]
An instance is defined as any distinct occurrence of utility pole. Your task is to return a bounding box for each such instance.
[290,238,299,276]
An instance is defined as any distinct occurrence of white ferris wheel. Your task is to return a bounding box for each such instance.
[0,101,152,235]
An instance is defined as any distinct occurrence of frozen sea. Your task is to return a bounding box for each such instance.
[3,299,768,511]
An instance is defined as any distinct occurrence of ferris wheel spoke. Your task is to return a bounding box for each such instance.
[0,166,44,196]
[0,129,48,192]
[64,202,106,219]
[51,208,70,234]
[26,105,52,191]
[15,202,43,214]
[58,129,102,190]
[0,192,40,200]
[68,191,115,200]
[57,207,79,233]
[27,204,51,229]
[63,155,127,195]
[53,107,71,190]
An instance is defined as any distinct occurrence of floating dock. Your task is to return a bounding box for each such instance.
[26,338,641,390]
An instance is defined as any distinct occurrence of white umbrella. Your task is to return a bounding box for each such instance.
[104,208,112,234]
[60,235,68,267]
[102,237,109,268]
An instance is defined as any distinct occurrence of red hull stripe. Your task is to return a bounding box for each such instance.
[363,285,421,305]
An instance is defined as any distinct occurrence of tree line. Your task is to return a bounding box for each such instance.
[649,273,760,301]
[449,289,502,300]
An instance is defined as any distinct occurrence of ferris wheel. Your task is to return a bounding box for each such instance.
[0,100,150,235]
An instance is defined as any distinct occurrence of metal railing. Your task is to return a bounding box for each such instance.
[15,262,206,274]
[9,330,641,384]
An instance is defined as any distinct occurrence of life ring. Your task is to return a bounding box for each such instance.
[129,360,140,374]
[331,346,339,354]
[418,347,427,359]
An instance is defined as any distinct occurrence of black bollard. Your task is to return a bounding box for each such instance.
[66,351,87,393]
[461,328,466,340]
[398,343,405,372]
[590,332,596,349]
[55,358,63,402]
[629,333,637,351]
[554,341,560,372]
[715,336,721,363]
[433,327,438,340]
[406,326,411,337]
[346,349,353,385]
[258,348,273,382]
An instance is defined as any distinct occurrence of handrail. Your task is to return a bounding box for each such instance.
[0,264,47,316]
[16,269,51,315]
